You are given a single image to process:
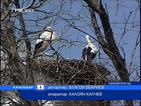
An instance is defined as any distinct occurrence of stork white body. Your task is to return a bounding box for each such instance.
[33,27,57,56]
[82,35,98,61]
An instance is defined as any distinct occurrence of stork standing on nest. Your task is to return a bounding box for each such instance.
[82,35,98,62]
[33,27,57,57]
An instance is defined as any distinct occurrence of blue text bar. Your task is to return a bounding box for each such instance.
[0,85,141,90]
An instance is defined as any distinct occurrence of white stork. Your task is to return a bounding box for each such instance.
[82,35,98,62]
[33,27,57,57]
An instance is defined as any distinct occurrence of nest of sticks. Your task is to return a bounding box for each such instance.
[31,58,111,85]
[31,58,111,106]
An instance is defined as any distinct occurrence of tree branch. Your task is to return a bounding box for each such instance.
[14,0,34,83]
[84,0,133,105]
[84,0,133,106]
[99,0,129,81]
[83,0,103,14]
[85,0,129,81]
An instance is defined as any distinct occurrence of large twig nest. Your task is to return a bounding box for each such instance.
[31,58,111,106]
[31,58,111,85]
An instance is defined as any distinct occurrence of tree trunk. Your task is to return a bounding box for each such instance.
[83,0,133,105]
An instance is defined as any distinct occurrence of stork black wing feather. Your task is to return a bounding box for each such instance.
[89,53,96,60]
[35,41,44,50]
[82,46,95,61]
[87,47,92,54]
[34,41,44,56]
[82,48,87,60]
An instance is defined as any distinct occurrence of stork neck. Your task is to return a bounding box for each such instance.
[86,38,91,43]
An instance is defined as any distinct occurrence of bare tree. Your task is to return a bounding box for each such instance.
[83,0,140,105]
